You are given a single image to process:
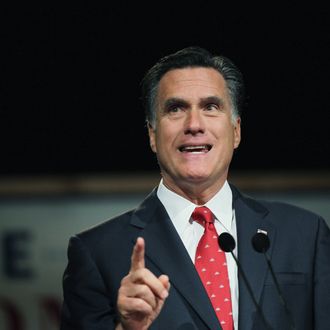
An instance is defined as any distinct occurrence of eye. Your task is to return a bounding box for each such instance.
[163,98,188,117]
[205,103,219,111]
[168,105,182,113]
[164,102,186,116]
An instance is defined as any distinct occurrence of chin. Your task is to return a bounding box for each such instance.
[182,171,211,183]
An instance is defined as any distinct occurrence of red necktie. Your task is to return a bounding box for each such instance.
[193,206,234,330]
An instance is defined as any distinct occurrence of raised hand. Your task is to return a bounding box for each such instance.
[116,237,170,330]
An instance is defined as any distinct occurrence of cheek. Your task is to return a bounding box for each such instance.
[213,126,238,152]
[157,124,178,147]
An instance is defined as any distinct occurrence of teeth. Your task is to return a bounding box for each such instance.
[185,146,206,151]
[180,145,211,152]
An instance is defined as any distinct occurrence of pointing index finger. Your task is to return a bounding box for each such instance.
[130,237,145,271]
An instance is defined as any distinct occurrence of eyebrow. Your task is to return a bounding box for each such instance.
[199,96,225,108]
[163,96,225,109]
[164,98,189,109]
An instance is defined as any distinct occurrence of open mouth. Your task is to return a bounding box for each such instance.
[179,144,212,153]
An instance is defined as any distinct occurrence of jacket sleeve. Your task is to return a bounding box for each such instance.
[60,235,118,330]
[314,217,330,329]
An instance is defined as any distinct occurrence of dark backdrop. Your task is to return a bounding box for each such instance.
[2,4,330,176]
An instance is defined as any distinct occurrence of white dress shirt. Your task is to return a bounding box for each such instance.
[157,179,239,329]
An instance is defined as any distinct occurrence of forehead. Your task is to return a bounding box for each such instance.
[158,67,228,98]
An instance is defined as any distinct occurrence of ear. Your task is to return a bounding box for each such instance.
[147,122,157,153]
[233,117,241,149]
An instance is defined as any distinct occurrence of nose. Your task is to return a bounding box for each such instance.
[184,109,205,135]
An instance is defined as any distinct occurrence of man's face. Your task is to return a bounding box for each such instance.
[148,67,241,196]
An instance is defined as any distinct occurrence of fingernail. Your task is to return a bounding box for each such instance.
[161,290,168,299]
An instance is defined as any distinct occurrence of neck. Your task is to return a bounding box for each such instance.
[162,176,226,205]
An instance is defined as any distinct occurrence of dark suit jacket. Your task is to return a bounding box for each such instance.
[60,184,330,330]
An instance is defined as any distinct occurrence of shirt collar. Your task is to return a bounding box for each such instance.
[157,179,233,234]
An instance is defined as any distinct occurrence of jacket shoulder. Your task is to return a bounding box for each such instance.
[230,183,325,223]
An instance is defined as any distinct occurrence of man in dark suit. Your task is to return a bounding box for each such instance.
[60,46,330,329]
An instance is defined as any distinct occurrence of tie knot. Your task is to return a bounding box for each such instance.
[192,206,214,226]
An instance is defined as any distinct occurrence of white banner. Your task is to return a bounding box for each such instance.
[0,195,143,330]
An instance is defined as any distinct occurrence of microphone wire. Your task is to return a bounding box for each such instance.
[252,232,296,330]
[219,233,273,330]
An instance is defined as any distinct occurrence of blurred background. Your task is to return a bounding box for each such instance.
[1,3,330,329]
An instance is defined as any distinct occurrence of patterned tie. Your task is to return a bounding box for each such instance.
[193,206,234,330]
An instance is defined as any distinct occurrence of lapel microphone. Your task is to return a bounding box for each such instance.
[251,232,296,330]
[218,232,273,330]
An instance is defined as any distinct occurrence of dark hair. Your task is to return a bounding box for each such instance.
[140,46,245,126]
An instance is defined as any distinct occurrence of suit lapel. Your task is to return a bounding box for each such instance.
[231,186,276,330]
[129,190,221,329]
